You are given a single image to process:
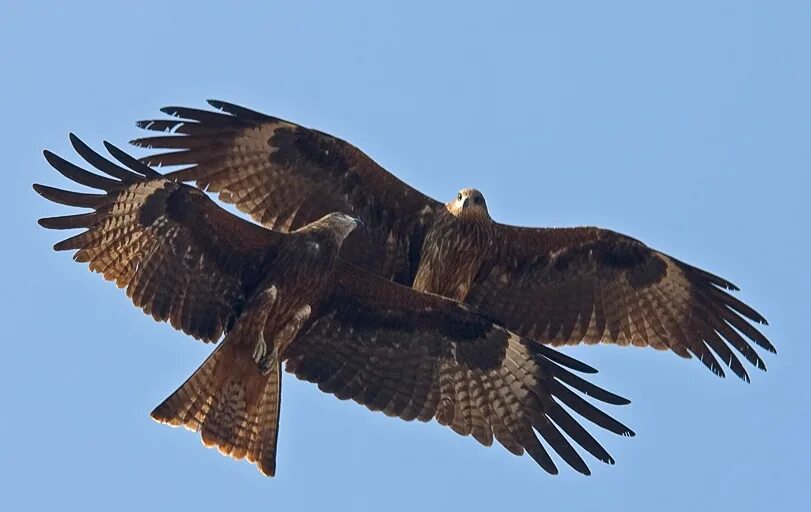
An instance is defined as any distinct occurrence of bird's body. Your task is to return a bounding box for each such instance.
[36,136,634,476]
[413,189,494,301]
[133,100,773,382]
[152,221,350,477]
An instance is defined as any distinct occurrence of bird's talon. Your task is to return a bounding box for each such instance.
[258,350,276,375]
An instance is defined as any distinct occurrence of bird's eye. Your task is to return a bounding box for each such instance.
[457,193,463,201]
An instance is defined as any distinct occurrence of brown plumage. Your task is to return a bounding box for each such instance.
[132,100,774,382]
[35,136,634,476]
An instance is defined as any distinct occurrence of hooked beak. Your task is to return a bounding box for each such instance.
[353,217,366,230]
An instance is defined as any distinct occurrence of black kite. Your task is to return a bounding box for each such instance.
[35,136,633,476]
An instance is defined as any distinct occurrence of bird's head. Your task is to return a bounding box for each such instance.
[300,212,365,244]
[446,188,490,220]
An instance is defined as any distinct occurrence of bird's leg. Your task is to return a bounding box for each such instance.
[251,285,279,374]
[253,326,281,375]
[253,331,270,369]
[254,304,313,375]
[276,304,312,353]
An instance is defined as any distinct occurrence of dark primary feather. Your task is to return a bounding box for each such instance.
[70,133,150,181]
[286,263,634,476]
[35,136,283,342]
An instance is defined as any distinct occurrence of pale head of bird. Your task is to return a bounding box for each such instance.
[447,188,490,220]
[298,212,365,245]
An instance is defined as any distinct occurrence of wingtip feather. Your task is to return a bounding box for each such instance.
[42,149,57,163]
[534,344,599,374]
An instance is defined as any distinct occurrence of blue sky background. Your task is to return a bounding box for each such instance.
[3,1,809,510]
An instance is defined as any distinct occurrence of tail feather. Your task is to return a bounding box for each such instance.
[151,338,282,476]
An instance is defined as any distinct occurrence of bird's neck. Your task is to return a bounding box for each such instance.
[444,202,492,223]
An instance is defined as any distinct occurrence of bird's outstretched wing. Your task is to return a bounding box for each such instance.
[463,225,774,382]
[132,102,773,381]
[35,135,284,342]
[286,262,634,475]
[133,100,438,284]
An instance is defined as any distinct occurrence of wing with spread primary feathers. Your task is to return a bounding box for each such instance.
[285,262,634,475]
[133,100,438,284]
[35,135,284,342]
[464,225,774,382]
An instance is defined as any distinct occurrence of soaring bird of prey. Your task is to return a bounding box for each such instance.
[35,136,634,476]
[133,100,774,382]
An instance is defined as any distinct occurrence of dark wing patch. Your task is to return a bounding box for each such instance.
[284,263,634,475]
[35,136,283,342]
[132,100,438,284]
[465,226,773,382]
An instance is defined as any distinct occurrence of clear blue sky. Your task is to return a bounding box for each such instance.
[3,1,809,510]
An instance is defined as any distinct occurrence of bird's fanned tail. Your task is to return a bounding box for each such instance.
[151,332,283,477]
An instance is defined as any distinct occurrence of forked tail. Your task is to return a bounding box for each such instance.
[151,335,283,476]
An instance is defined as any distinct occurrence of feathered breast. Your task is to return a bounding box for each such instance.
[413,211,494,301]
